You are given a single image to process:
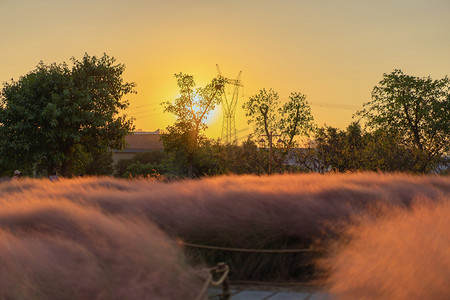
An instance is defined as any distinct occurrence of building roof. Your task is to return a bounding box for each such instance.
[113,130,164,153]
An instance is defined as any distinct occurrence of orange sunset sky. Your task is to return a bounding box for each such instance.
[1,0,450,142]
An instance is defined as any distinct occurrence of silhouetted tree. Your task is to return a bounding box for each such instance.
[242,89,315,173]
[161,73,225,178]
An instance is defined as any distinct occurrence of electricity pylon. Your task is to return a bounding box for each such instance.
[216,64,243,144]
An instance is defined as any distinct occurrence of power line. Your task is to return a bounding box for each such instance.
[309,101,361,111]
[130,111,163,119]
[127,102,161,111]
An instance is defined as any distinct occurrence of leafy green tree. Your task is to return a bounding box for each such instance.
[356,69,449,172]
[161,73,225,178]
[0,53,135,176]
[242,88,315,173]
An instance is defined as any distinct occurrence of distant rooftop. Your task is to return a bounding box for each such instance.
[112,129,164,152]
[133,129,160,134]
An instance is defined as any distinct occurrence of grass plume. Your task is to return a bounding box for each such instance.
[322,199,450,300]
[0,195,203,300]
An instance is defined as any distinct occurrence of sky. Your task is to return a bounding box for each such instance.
[1,0,450,142]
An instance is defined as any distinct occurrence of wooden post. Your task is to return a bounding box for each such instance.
[217,263,230,300]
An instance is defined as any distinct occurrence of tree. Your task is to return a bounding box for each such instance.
[356,69,449,172]
[279,92,315,149]
[361,129,417,172]
[213,136,269,175]
[242,88,315,173]
[296,123,420,173]
[314,125,346,172]
[242,88,280,141]
[0,53,135,176]
[161,73,225,178]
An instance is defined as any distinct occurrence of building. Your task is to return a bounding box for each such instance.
[111,129,164,165]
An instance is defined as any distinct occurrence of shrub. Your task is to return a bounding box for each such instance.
[115,151,166,177]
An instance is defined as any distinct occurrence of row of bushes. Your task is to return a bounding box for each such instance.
[115,122,448,179]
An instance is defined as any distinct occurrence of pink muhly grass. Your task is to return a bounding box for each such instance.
[321,198,450,300]
[0,196,203,300]
[1,173,448,282]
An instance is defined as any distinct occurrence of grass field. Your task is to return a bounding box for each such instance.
[0,173,448,299]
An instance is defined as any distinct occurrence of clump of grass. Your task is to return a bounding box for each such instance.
[1,173,448,283]
[321,198,450,300]
[0,196,203,300]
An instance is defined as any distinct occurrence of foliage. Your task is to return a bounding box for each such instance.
[294,122,421,173]
[242,88,280,139]
[242,88,315,173]
[0,160,15,177]
[214,137,269,175]
[356,69,450,172]
[0,53,135,176]
[243,89,315,149]
[160,136,271,177]
[279,92,316,148]
[84,150,115,176]
[115,151,166,178]
[123,162,165,179]
[151,135,271,177]
[64,145,115,177]
[161,73,225,177]
[188,139,222,177]
[360,129,418,172]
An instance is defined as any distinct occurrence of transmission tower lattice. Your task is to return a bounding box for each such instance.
[216,64,243,144]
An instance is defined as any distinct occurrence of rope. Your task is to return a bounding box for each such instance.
[210,264,230,286]
[195,272,212,300]
[181,241,319,253]
[186,241,324,299]
[194,263,230,300]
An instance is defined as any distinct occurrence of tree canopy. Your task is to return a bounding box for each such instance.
[298,123,418,173]
[242,88,315,173]
[161,73,225,178]
[279,92,316,148]
[356,69,449,172]
[243,88,315,150]
[0,53,135,176]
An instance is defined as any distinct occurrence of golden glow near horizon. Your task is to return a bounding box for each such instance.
[2,0,450,142]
